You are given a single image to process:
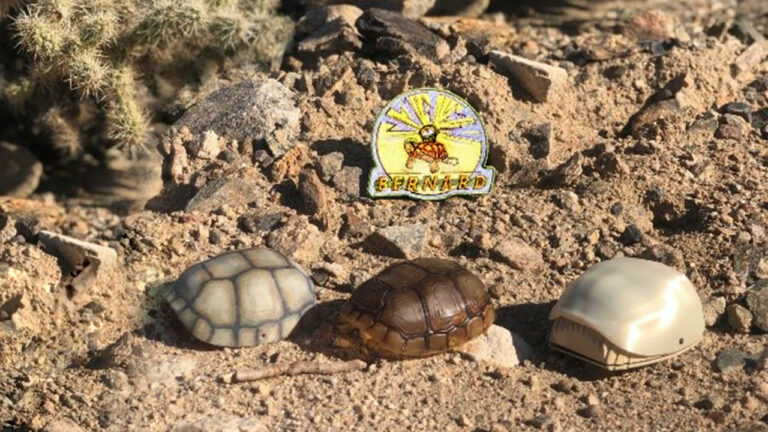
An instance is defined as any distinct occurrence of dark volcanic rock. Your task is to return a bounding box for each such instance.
[523,124,552,159]
[721,102,753,123]
[356,8,449,61]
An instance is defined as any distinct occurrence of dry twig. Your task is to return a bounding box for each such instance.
[223,359,367,383]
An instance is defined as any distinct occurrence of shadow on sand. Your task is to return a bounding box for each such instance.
[495,301,618,381]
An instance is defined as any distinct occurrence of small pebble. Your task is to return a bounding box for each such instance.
[619,224,644,245]
[726,304,753,333]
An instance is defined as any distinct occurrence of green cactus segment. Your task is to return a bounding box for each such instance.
[106,66,149,150]
[4,0,293,151]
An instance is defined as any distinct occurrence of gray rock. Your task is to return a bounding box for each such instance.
[714,348,757,373]
[721,101,753,123]
[694,394,724,411]
[523,124,552,159]
[185,177,265,214]
[489,51,568,103]
[726,304,753,333]
[0,142,42,198]
[716,114,748,140]
[491,237,544,271]
[746,279,768,332]
[175,79,300,158]
[332,166,363,199]
[356,8,449,61]
[363,224,427,258]
[318,152,345,182]
[238,212,283,234]
[703,297,726,327]
[619,224,644,245]
[454,324,533,369]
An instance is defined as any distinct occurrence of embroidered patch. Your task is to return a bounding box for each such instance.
[368,88,495,200]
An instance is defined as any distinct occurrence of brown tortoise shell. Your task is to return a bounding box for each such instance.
[340,258,495,357]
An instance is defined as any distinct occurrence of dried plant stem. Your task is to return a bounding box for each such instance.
[225,359,367,383]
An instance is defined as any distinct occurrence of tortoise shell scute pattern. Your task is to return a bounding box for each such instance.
[342,258,495,357]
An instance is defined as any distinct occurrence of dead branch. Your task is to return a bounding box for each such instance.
[224,359,367,383]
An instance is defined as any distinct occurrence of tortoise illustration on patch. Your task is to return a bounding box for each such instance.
[404,124,459,173]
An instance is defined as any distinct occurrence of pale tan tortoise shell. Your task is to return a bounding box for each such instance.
[165,248,316,347]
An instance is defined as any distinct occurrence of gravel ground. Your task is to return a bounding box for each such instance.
[1,0,767,431]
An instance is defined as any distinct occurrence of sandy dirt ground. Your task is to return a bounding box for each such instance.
[1,0,768,431]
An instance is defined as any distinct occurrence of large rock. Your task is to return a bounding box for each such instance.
[357,8,449,61]
[175,79,300,158]
[455,324,533,369]
[489,51,568,103]
[0,142,42,198]
[746,279,768,332]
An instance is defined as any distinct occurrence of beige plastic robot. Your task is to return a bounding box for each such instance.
[549,257,705,370]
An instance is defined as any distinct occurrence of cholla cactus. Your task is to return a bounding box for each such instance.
[4,0,293,151]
